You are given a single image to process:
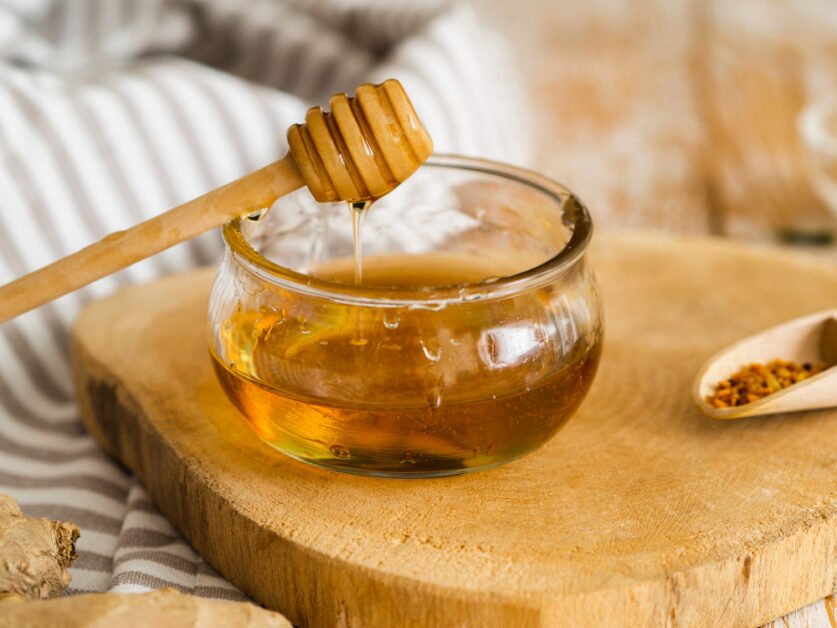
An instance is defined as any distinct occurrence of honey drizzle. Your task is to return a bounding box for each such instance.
[349,200,371,285]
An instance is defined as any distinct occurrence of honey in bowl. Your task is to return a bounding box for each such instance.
[208,156,602,477]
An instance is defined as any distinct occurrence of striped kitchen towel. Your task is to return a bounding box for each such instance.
[0,0,530,598]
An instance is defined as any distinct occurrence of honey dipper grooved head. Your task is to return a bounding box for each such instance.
[287,79,433,203]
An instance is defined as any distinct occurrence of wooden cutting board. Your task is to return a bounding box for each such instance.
[70,233,837,627]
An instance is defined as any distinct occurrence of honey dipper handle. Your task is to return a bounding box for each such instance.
[0,156,304,324]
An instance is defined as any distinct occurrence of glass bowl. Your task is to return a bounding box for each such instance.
[207,155,603,478]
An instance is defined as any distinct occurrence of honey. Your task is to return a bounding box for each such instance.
[210,252,601,477]
[209,155,602,476]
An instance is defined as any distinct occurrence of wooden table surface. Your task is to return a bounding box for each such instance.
[472,0,837,238]
[470,0,837,625]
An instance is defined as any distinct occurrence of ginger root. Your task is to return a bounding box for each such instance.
[0,492,78,600]
[0,493,291,626]
[0,588,291,628]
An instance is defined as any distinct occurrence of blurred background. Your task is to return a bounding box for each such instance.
[473,0,837,250]
[3,0,837,252]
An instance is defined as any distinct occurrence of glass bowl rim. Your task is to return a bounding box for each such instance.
[221,154,593,307]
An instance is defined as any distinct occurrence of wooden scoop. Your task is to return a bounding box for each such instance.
[0,79,432,323]
[693,311,837,419]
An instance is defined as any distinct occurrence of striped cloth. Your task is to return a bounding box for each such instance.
[0,0,528,598]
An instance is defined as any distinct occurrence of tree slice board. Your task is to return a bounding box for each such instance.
[70,233,837,627]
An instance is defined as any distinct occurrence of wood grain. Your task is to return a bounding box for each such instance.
[71,233,837,627]
[469,0,837,621]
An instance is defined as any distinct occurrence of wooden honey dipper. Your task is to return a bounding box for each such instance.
[0,79,432,323]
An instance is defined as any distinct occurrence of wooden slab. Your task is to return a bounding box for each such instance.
[71,233,837,627]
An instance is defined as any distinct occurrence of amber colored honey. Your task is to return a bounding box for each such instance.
[211,253,600,477]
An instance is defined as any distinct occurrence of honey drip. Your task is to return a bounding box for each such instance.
[211,253,601,477]
[349,201,371,285]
